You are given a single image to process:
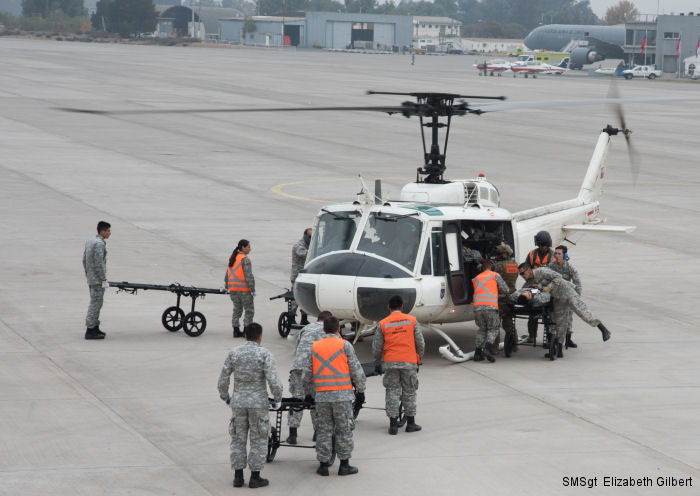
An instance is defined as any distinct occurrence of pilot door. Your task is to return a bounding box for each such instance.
[443,222,473,305]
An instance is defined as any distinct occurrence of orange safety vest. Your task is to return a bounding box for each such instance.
[226,253,251,292]
[528,249,552,268]
[379,311,419,364]
[472,270,499,309]
[312,337,352,392]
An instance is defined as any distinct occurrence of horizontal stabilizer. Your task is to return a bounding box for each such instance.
[563,224,636,234]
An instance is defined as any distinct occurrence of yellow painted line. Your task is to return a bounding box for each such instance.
[270,177,403,203]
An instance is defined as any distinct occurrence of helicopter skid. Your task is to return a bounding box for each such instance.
[431,325,527,363]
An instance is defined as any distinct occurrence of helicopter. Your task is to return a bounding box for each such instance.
[63,90,675,362]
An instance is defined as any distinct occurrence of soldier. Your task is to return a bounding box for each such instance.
[286,310,332,445]
[518,264,611,360]
[290,228,312,326]
[226,239,255,338]
[549,245,582,349]
[461,239,483,265]
[217,322,283,489]
[373,295,425,435]
[302,317,366,477]
[83,221,111,340]
[493,242,519,357]
[472,258,512,363]
[524,231,554,343]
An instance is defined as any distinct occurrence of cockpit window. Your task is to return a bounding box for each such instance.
[308,211,360,261]
[357,213,422,271]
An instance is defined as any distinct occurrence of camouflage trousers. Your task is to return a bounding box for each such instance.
[474,308,500,348]
[383,368,418,418]
[85,284,105,328]
[315,401,354,462]
[287,370,318,429]
[553,291,600,340]
[230,292,254,329]
[229,407,269,471]
[551,305,573,342]
[498,302,516,343]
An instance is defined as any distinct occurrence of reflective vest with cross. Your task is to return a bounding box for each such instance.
[226,253,250,292]
[379,311,419,364]
[472,270,499,309]
[528,249,552,268]
[312,337,352,392]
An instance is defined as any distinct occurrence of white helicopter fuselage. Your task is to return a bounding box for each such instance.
[293,129,632,332]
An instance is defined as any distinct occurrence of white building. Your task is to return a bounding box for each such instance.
[413,16,461,40]
[461,38,523,54]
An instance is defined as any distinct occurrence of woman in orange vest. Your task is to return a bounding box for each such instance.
[226,239,255,338]
[524,231,554,343]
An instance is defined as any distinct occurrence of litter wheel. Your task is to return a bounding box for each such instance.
[397,402,407,427]
[162,306,185,332]
[267,426,279,462]
[183,311,206,337]
[277,312,291,338]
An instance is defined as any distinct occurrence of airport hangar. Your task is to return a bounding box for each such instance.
[219,12,413,50]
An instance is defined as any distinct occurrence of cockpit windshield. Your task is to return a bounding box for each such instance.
[357,212,422,271]
[308,210,361,261]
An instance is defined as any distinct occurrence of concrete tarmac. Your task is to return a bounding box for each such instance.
[1,39,699,495]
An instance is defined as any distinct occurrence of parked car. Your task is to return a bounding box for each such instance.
[621,65,662,79]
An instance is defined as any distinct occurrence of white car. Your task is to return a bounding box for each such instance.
[622,65,662,80]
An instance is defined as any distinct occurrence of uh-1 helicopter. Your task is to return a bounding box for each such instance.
[63,89,663,362]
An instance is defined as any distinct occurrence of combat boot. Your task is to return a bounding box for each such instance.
[388,417,398,435]
[557,342,563,358]
[84,327,105,340]
[597,323,611,341]
[545,339,557,360]
[300,313,310,326]
[490,341,500,356]
[511,331,519,352]
[482,344,496,363]
[316,462,329,476]
[286,427,297,445]
[405,416,422,433]
[473,347,484,362]
[233,326,243,338]
[565,332,577,349]
[248,471,269,488]
[233,469,244,488]
[338,459,358,476]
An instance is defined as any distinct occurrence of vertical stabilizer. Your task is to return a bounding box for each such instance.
[578,131,611,204]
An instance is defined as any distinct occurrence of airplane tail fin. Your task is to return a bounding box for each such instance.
[577,131,611,204]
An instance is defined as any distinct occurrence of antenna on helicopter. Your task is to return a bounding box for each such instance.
[367,91,506,184]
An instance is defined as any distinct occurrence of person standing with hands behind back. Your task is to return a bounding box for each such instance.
[226,239,255,338]
[83,221,111,340]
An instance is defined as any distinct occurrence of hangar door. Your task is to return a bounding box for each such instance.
[326,21,352,49]
[374,23,395,48]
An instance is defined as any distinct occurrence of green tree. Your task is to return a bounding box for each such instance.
[91,0,156,36]
[601,0,638,25]
[22,0,84,18]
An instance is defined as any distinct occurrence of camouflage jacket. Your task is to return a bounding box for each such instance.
[83,234,107,285]
[548,260,582,295]
[290,238,309,283]
[531,267,576,300]
[218,341,283,408]
[372,312,426,370]
[494,257,518,292]
[302,336,366,402]
[291,321,327,371]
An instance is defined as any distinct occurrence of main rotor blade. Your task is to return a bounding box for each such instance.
[471,96,695,113]
[57,105,408,116]
[607,79,639,185]
[368,90,506,100]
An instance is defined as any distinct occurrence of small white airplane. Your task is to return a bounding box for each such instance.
[474,59,512,76]
[511,61,568,78]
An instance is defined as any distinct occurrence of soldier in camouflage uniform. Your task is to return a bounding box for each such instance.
[373,295,425,435]
[549,245,582,349]
[518,264,611,360]
[218,322,283,489]
[286,310,332,444]
[524,231,555,343]
[472,259,512,363]
[290,228,312,325]
[226,239,255,338]
[83,221,111,340]
[492,242,519,356]
[302,317,366,477]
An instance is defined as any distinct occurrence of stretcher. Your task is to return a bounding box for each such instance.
[108,281,227,337]
[507,299,556,358]
[269,289,305,338]
[265,363,405,463]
